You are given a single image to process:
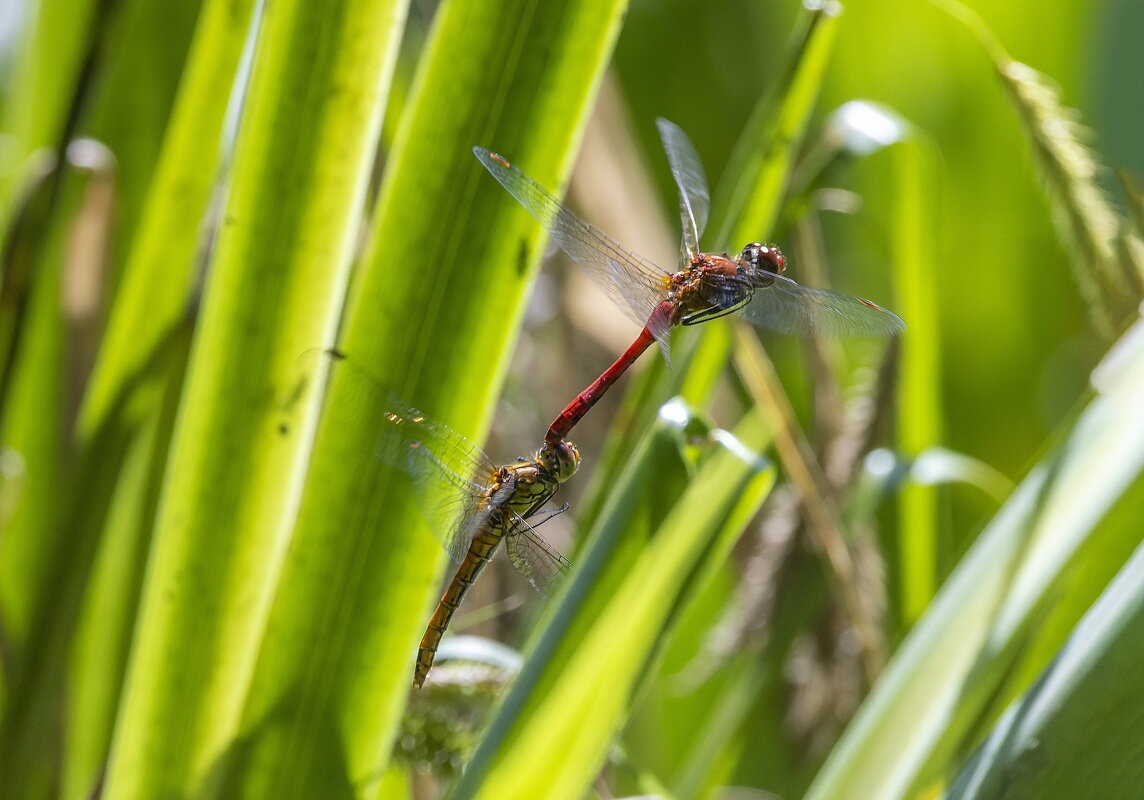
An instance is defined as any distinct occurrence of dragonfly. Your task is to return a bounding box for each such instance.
[358,365,580,688]
[474,118,905,445]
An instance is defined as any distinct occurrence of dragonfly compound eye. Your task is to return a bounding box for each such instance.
[551,440,580,483]
[740,242,785,275]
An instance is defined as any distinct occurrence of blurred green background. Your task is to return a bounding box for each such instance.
[0,0,1141,798]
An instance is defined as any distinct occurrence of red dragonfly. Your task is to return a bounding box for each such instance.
[334,354,580,688]
[474,119,904,444]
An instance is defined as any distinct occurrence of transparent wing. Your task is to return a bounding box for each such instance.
[474,147,669,329]
[503,511,573,596]
[656,118,710,260]
[331,356,499,566]
[739,272,906,337]
[382,423,497,566]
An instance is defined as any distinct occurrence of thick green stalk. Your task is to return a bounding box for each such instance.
[216,0,629,796]
[102,0,407,795]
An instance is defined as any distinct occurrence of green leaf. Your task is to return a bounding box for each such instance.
[0,163,72,800]
[945,538,1144,799]
[710,0,843,248]
[804,315,1144,800]
[890,134,944,621]
[64,337,188,799]
[0,0,95,210]
[209,0,630,796]
[102,0,409,795]
[78,0,254,436]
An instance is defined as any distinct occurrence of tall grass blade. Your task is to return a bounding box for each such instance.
[945,538,1144,799]
[215,0,629,795]
[804,314,1144,800]
[103,0,407,795]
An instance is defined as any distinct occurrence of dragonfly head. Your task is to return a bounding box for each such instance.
[540,439,580,484]
[738,243,785,277]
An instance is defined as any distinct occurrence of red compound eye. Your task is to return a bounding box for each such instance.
[740,243,785,275]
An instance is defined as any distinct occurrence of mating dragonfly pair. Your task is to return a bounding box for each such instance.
[376,119,904,688]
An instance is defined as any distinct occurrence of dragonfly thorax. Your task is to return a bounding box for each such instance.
[670,253,754,326]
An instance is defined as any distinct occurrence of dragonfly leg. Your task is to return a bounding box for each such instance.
[528,502,571,527]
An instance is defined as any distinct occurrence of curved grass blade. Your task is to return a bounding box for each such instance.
[804,315,1144,800]
[945,538,1144,799]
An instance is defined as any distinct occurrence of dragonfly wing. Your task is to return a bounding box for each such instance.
[503,512,573,596]
[474,147,669,329]
[328,357,498,565]
[398,438,495,565]
[738,272,906,337]
[656,118,710,260]
[645,299,676,369]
